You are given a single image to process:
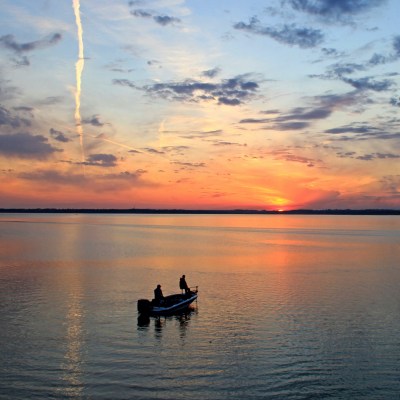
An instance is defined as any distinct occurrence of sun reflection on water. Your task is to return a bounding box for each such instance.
[60,272,84,398]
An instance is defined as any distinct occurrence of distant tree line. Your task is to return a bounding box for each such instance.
[0,208,399,215]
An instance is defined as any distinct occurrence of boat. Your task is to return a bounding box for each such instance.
[137,286,198,316]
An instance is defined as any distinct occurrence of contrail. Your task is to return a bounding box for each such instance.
[72,0,85,171]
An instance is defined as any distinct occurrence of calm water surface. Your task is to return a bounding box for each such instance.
[0,213,400,399]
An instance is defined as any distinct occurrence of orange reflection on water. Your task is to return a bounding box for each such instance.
[56,220,86,399]
[62,279,84,399]
[61,271,84,399]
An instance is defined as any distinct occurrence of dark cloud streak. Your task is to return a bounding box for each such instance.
[130,8,180,26]
[0,132,61,159]
[50,128,70,143]
[0,33,62,66]
[202,67,221,78]
[83,153,118,167]
[285,0,387,23]
[234,17,324,48]
[240,104,335,131]
[114,74,260,106]
[0,33,62,54]
[172,161,206,168]
[268,148,320,167]
[18,169,151,189]
[342,76,394,92]
[0,105,31,128]
[82,115,106,127]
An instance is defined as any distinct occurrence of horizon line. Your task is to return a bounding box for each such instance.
[0,208,399,215]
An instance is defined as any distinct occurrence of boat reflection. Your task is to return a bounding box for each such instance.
[137,304,198,332]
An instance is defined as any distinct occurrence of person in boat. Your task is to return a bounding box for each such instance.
[179,275,190,294]
[154,284,164,305]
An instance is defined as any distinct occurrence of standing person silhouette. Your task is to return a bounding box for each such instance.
[179,275,190,294]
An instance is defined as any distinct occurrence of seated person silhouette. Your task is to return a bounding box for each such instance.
[154,284,164,305]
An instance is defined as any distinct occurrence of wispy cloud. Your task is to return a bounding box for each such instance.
[18,169,152,190]
[114,74,260,106]
[83,153,118,167]
[240,104,335,131]
[368,35,400,66]
[278,107,333,121]
[239,118,270,124]
[356,152,400,161]
[211,140,247,147]
[310,35,400,97]
[285,0,387,23]
[239,89,380,133]
[380,175,400,195]
[50,128,70,143]
[19,170,86,185]
[325,121,400,141]
[234,17,324,48]
[267,148,321,167]
[390,96,400,107]
[82,114,107,127]
[0,33,61,53]
[162,145,190,155]
[343,76,394,91]
[0,33,62,66]
[338,36,400,72]
[272,121,310,131]
[0,78,20,101]
[0,105,31,128]
[172,161,206,169]
[325,124,378,134]
[143,147,165,155]
[337,151,400,161]
[180,130,224,139]
[202,67,221,78]
[0,132,61,159]
[129,4,181,27]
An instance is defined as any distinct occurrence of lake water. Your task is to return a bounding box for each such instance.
[1,213,400,399]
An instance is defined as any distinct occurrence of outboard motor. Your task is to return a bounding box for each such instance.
[137,299,151,314]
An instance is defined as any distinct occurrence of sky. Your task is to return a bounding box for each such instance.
[0,0,399,210]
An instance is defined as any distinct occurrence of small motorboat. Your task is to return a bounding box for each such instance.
[138,287,198,316]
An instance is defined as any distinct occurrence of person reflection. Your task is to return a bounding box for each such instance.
[154,317,165,338]
[177,312,190,338]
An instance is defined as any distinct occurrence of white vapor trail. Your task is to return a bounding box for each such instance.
[72,0,85,171]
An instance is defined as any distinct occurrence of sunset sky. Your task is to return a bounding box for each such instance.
[0,0,399,210]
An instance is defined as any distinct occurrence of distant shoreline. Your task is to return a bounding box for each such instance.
[0,208,399,215]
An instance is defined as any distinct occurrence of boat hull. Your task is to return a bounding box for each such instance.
[138,291,198,316]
